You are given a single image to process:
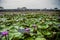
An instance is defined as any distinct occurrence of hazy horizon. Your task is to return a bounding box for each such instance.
[0,0,60,9]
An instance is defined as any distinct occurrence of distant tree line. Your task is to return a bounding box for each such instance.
[0,7,4,10]
[0,6,59,10]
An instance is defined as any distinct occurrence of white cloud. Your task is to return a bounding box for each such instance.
[0,0,60,9]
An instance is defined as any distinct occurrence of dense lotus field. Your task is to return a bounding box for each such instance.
[0,13,60,40]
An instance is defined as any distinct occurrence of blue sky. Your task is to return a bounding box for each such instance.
[0,0,60,9]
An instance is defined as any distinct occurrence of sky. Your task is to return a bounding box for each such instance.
[0,0,60,9]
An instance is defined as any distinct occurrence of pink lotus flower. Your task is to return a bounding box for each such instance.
[25,28,30,31]
[25,28,30,33]
[2,31,8,36]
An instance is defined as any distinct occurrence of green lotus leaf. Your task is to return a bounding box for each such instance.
[24,37,33,40]
[35,38,46,40]
[42,31,51,36]
[38,25,49,29]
